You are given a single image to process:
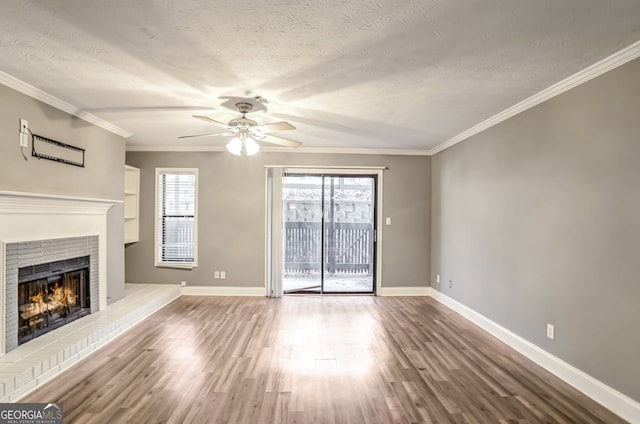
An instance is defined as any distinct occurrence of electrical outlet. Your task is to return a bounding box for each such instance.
[436,274,440,283]
[385,217,391,225]
[220,271,226,279]
[180,281,186,287]
[547,324,555,340]
[449,280,453,288]
[214,271,220,279]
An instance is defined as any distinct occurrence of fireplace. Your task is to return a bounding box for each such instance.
[17,256,91,346]
[4,235,100,353]
[1,192,112,356]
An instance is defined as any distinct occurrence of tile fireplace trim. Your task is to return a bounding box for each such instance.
[0,191,117,355]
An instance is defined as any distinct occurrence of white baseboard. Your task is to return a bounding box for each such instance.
[182,285,266,296]
[428,289,640,424]
[378,286,431,296]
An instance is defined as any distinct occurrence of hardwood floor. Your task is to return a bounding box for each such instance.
[23,295,626,423]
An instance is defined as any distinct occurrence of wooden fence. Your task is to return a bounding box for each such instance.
[284,221,374,275]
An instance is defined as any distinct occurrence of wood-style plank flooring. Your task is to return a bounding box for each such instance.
[23,296,626,423]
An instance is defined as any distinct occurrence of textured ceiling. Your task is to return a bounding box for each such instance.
[1,1,640,152]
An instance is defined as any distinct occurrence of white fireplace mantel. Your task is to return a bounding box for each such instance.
[0,190,117,217]
[0,190,120,354]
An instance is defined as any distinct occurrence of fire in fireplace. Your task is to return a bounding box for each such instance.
[17,256,91,346]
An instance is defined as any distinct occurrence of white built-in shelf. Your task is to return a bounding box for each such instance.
[124,165,140,243]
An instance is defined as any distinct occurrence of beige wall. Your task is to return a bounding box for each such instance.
[431,57,640,401]
[124,152,431,289]
[0,84,127,302]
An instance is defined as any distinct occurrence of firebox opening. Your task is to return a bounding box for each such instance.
[17,256,91,346]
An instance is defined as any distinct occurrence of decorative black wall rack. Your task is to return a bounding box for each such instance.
[32,133,85,168]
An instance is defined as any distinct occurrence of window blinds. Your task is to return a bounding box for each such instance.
[157,171,196,264]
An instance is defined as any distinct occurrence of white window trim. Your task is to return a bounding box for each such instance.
[155,167,199,269]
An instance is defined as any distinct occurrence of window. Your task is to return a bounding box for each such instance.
[155,168,198,268]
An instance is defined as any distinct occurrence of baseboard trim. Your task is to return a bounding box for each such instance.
[182,286,266,296]
[428,290,640,423]
[378,286,431,296]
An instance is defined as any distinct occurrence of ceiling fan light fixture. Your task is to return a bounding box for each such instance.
[181,102,302,153]
[226,137,243,156]
[244,137,260,156]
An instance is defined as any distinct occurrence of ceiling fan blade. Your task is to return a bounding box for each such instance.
[261,134,302,148]
[178,132,235,139]
[252,121,296,133]
[193,115,230,128]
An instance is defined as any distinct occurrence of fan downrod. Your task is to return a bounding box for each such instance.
[228,102,258,128]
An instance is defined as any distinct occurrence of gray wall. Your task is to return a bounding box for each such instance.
[0,83,127,303]
[125,152,431,289]
[431,58,640,401]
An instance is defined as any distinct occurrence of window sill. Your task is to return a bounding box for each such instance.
[155,263,197,270]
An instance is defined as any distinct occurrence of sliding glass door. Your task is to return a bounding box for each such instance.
[282,174,376,294]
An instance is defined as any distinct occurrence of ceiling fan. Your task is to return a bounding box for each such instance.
[179,102,302,156]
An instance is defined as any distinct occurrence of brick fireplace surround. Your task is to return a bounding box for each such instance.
[5,236,99,353]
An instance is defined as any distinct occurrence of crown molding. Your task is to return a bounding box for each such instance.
[7,39,639,155]
[429,39,640,155]
[0,71,132,139]
[127,145,226,152]
[126,144,432,156]
[266,147,432,156]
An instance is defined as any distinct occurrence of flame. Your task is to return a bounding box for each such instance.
[20,282,78,320]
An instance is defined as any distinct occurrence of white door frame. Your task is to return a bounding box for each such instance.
[265,167,383,296]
